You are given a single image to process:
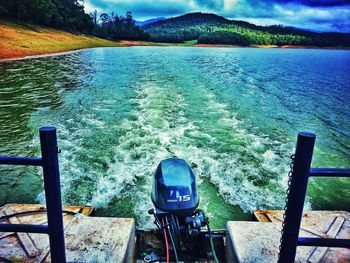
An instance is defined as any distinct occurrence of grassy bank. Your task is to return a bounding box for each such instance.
[0,21,127,60]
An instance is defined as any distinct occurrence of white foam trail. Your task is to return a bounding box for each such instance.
[35,73,299,227]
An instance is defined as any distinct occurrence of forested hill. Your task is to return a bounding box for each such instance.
[0,1,149,41]
[0,0,93,33]
[143,12,350,47]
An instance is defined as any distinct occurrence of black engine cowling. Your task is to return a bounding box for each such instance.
[151,158,199,214]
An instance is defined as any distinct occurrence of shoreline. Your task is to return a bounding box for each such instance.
[195,43,350,50]
[0,49,86,62]
[0,41,159,62]
[1,41,349,62]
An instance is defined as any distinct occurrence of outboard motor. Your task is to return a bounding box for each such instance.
[147,158,218,263]
[151,158,199,214]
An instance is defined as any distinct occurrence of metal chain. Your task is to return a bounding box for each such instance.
[278,154,295,262]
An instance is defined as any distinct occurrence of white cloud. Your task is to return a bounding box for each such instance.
[84,0,103,13]
[84,0,350,32]
[224,0,238,11]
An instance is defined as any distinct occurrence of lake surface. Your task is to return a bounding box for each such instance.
[0,47,349,228]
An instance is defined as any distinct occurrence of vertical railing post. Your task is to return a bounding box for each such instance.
[40,127,66,263]
[278,132,316,263]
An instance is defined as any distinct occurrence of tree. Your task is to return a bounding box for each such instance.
[125,11,133,26]
[99,13,110,24]
[90,10,97,25]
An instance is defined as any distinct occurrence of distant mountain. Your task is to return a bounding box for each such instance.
[142,13,254,29]
[135,17,166,27]
[142,12,350,47]
[285,26,323,33]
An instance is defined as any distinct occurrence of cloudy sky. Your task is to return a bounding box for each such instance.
[84,0,350,32]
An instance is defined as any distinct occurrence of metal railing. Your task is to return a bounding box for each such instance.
[0,127,66,263]
[278,132,350,263]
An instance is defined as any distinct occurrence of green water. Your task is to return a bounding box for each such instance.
[0,47,349,228]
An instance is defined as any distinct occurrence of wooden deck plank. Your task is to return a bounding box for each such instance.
[34,211,81,263]
[43,217,135,263]
[307,216,346,263]
[1,204,94,215]
[0,204,135,263]
[255,210,350,235]
[3,208,40,258]
[0,235,29,261]
[0,210,13,240]
[227,210,350,263]
[252,210,271,222]
[81,206,94,216]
